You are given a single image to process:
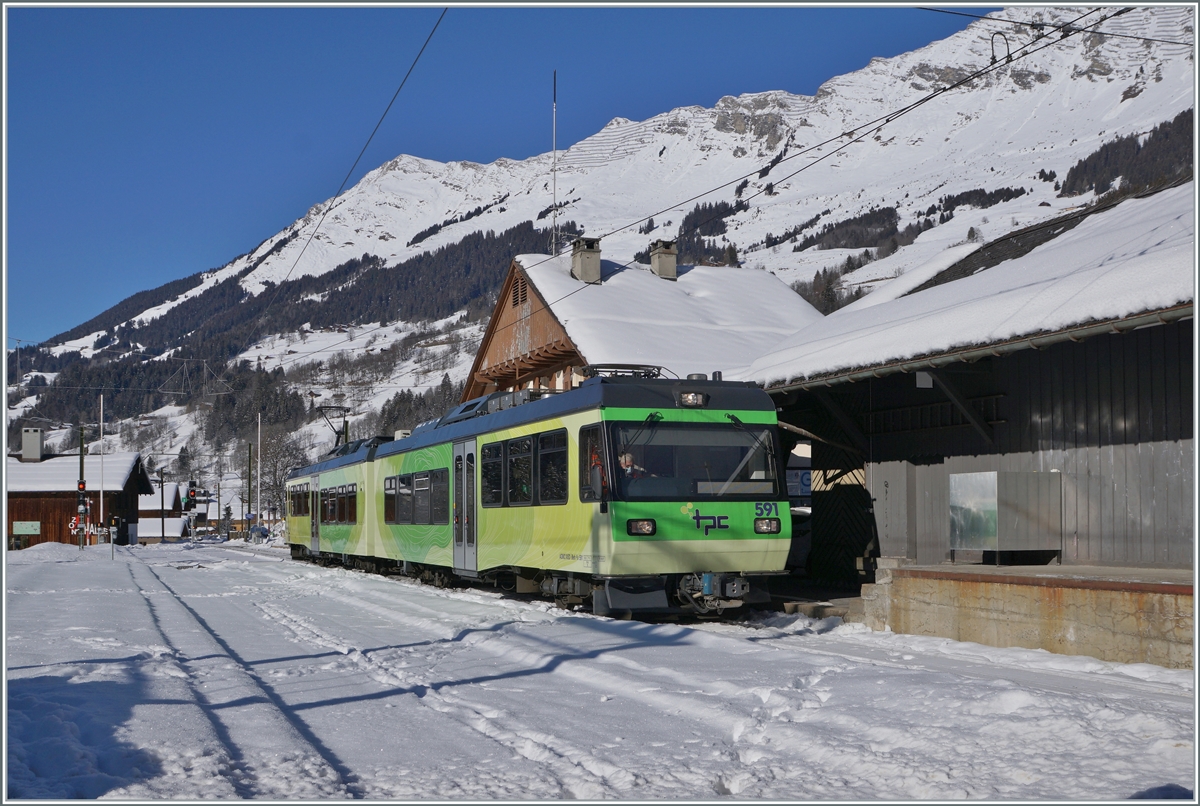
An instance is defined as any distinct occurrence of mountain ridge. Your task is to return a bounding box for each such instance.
[39,6,1193,355]
[8,5,1193,473]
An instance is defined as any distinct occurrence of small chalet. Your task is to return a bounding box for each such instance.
[136,481,189,543]
[6,428,153,548]
[464,238,823,400]
[138,481,183,521]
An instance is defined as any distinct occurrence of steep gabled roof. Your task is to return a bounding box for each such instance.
[6,452,153,494]
[139,482,183,513]
[513,254,824,379]
[463,260,584,399]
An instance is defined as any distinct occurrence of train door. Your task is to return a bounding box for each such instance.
[453,440,477,572]
[310,477,320,553]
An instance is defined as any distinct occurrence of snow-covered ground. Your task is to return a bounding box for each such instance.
[6,542,1194,799]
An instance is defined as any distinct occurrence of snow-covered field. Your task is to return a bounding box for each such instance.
[6,541,1194,800]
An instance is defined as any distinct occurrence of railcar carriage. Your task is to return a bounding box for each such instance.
[286,372,791,616]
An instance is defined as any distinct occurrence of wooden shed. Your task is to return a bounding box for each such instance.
[750,182,1194,580]
[6,432,154,548]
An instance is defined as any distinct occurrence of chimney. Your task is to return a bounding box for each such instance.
[649,239,677,280]
[570,237,601,284]
[22,428,44,462]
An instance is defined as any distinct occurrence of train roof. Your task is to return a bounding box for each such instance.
[287,376,773,480]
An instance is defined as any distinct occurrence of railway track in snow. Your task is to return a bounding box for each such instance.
[127,560,361,798]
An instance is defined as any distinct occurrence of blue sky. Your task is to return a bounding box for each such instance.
[5,6,996,346]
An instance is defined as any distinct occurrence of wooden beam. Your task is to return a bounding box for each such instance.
[776,420,862,455]
[928,369,994,445]
[810,388,872,455]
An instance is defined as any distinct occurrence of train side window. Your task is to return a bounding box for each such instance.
[430,469,449,524]
[335,485,345,523]
[348,483,357,525]
[538,430,568,505]
[507,437,533,505]
[413,472,431,524]
[323,488,334,524]
[397,474,413,523]
[481,443,503,507]
[384,477,396,523]
[579,425,606,502]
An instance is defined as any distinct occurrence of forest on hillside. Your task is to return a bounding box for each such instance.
[9,221,576,445]
[8,108,1193,463]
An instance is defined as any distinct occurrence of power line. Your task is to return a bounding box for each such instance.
[10,10,451,413]
[16,7,1161,415]
[250,8,448,346]
[236,6,1121,396]
[471,7,1112,345]
[919,7,1193,48]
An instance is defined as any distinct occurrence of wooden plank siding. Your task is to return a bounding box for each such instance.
[463,262,586,400]
[779,318,1193,570]
[8,488,141,548]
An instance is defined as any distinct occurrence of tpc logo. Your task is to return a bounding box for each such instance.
[690,507,729,536]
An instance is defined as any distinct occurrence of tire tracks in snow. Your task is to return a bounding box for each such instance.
[244,562,872,797]
[256,594,639,798]
[763,632,1194,705]
[129,561,360,799]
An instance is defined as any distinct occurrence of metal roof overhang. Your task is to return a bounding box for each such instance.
[763,303,1194,395]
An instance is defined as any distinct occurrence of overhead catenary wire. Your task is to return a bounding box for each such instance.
[14,8,1159,412]
[252,6,1123,394]
[461,6,1114,344]
[919,6,1191,48]
[256,8,447,322]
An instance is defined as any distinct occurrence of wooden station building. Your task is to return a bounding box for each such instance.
[746,183,1194,667]
[464,237,822,400]
[6,428,153,548]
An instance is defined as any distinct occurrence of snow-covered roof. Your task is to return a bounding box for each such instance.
[134,517,190,538]
[139,482,182,512]
[744,183,1195,389]
[6,452,148,493]
[514,254,824,378]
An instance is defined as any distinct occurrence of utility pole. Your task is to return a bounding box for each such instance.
[159,468,165,544]
[101,395,109,559]
[77,425,86,551]
[552,69,558,255]
[257,412,262,541]
[247,442,253,536]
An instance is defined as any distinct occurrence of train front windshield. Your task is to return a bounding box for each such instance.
[609,421,780,501]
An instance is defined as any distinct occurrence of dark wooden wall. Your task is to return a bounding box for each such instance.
[779,319,1193,570]
[7,480,142,548]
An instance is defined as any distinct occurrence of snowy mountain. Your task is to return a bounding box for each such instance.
[58,7,1193,342]
[10,5,1194,476]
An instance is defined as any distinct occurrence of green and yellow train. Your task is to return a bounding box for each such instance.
[285,372,791,616]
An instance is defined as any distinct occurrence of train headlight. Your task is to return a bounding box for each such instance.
[678,391,707,407]
[754,518,781,534]
[626,519,657,536]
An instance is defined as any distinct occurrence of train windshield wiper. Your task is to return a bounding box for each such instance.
[718,413,774,496]
[619,411,662,453]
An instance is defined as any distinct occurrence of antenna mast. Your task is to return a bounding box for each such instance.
[552,70,558,255]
